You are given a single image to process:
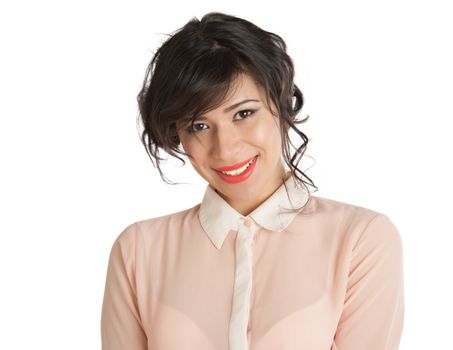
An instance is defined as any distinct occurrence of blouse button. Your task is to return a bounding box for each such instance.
[243,218,252,227]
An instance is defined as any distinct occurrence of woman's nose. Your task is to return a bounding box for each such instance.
[211,125,242,160]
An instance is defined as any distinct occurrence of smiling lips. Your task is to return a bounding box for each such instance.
[214,155,258,184]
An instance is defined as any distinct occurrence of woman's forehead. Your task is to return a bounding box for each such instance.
[209,76,262,110]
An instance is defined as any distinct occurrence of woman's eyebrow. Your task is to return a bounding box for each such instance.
[223,99,260,113]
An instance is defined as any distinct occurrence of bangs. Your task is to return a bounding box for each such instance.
[164,48,249,128]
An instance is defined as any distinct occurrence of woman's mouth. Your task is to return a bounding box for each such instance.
[214,155,258,184]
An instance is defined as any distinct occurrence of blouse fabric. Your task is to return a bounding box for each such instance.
[101,174,404,350]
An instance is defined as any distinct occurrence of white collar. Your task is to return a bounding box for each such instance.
[198,173,310,249]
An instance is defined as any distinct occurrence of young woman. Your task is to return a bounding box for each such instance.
[101,12,404,350]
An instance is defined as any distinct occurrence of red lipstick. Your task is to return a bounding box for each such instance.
[214,155,258,184]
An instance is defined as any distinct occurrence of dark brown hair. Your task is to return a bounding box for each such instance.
[136,11,318,197]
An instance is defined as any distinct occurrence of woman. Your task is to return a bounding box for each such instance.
[101,12,404,350]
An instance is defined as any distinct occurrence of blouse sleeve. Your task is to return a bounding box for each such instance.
[332,214,405,350]
[101,223,148,350]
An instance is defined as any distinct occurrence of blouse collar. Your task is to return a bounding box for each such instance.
[198,172,310,249]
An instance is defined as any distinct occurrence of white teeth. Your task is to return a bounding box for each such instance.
[221,157,255,176]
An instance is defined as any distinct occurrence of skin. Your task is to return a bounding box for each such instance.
[177,73,290,216]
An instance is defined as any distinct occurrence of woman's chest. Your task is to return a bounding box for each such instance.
[138,233,344,350]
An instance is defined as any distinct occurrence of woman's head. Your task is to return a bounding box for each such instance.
[137,12,317,210]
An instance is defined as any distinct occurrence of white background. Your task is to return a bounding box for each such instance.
[1,0,452,349]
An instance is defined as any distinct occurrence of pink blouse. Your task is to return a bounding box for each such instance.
[101,174,404,349]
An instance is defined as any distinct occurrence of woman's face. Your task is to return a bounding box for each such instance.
[177,74,288,216]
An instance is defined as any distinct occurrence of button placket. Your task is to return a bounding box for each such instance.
[229,218,257,350]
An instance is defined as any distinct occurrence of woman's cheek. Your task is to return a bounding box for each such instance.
[250,119,281,147]
[184,144,205,170]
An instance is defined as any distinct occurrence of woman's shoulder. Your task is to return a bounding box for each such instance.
[308,194,386,221]
[308,194,401,247]
[136,203,201,229]
[113,203,201,245]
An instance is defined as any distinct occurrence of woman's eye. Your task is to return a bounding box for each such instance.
[185,123,207,133]
[234,109,255,120]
